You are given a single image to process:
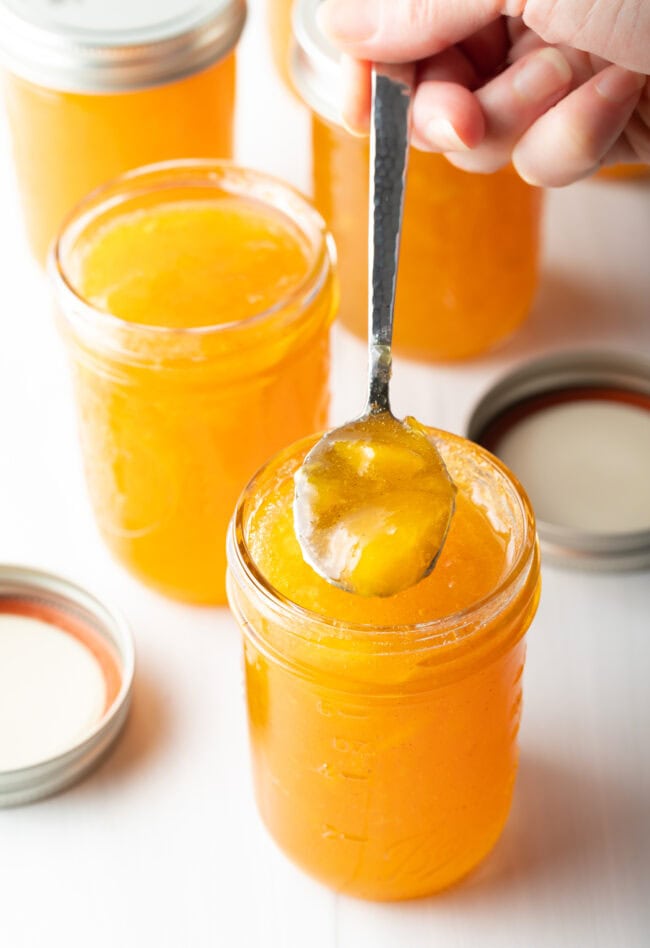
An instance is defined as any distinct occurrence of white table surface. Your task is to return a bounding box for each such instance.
[1,3,649,945]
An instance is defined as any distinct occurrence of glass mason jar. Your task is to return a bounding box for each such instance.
[0,0,246,263]
[51,161,337,604]
[291,0,544,362]
[227,429,541,900]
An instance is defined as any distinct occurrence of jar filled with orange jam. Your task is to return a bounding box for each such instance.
[291,0,543,362]
[227,428,541,900]
[597,164,649,181]
[0,0,246,263]
[51,161,337,604]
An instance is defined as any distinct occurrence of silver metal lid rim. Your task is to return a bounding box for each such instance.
[467,350,650,446]
[0,0,246,93]
[0,695,132,808]
[0,564,135,807]
[466,350,650,571]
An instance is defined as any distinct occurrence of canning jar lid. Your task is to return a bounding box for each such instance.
[0,565,134,807]
[0,0,246,93]
[291,0,343,125]
[467,350,650,570]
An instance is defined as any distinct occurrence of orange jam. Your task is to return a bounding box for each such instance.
[227,429,541,899]
[0,1,244,263]
[52,162,337,604]
[312,118,543,361]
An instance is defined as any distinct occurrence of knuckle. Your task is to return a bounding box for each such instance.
[562,123,603,167]
[635,86,650,125]
[523,1,650,72]
[521,0,569,44]
[446,149,508,174]
[408,0,439,30]
[396,0,442,42]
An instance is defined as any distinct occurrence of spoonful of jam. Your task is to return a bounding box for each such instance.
[294,65,456,598]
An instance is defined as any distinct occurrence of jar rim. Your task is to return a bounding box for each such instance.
[291,0,343,127]
[227,429,540,650]
[49,159,337,358]
[0,0,246,93]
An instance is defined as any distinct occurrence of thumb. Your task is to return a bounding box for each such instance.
[520,1,650,72]
[317,0,514,62]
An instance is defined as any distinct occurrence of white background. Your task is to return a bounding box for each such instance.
[1,1,649,945]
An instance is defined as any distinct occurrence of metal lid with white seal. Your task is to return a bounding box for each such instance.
[291,0,343,125]
[467,351,650,570]
[0,565,134,807]
[0,0,246,93]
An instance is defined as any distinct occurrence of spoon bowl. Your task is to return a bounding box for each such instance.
[294,412,455,596]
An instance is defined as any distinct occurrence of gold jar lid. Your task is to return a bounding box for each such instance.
[0,0,246,93]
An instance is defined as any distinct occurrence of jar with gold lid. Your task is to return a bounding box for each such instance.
[291,0,544,362]
[0,0,246,262]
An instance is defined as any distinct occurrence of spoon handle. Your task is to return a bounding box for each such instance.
[367,64,413,414]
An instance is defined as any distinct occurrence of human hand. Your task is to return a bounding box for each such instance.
[317,0,650,185]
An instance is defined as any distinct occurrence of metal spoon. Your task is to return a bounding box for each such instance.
[293,65,456,598]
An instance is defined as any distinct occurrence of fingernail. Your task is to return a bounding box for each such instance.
[341,115,369,138]
[595,67,645,103]
[424,117,469,151]
[513,48,572,103]
[317,0,377,43]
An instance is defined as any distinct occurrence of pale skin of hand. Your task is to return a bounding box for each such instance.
[317,0,650,185]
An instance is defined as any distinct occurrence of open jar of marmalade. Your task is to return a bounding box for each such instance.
[227,428,541,899]
[51,161,338,604]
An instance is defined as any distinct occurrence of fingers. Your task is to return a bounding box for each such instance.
[320,0,650,75]
[623,80,650,163]
[411,48,485,152]
[317,0,509,63]
[419,46,573,171]
[513,65,646,185]
[588,81,650,168]
[412,82,485,152]
[340,45,486,151]
[601,79,650,166]
[458,18,511,77]
[521,0,650,73]
[324,0,649,187]
[341,56,372,134]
